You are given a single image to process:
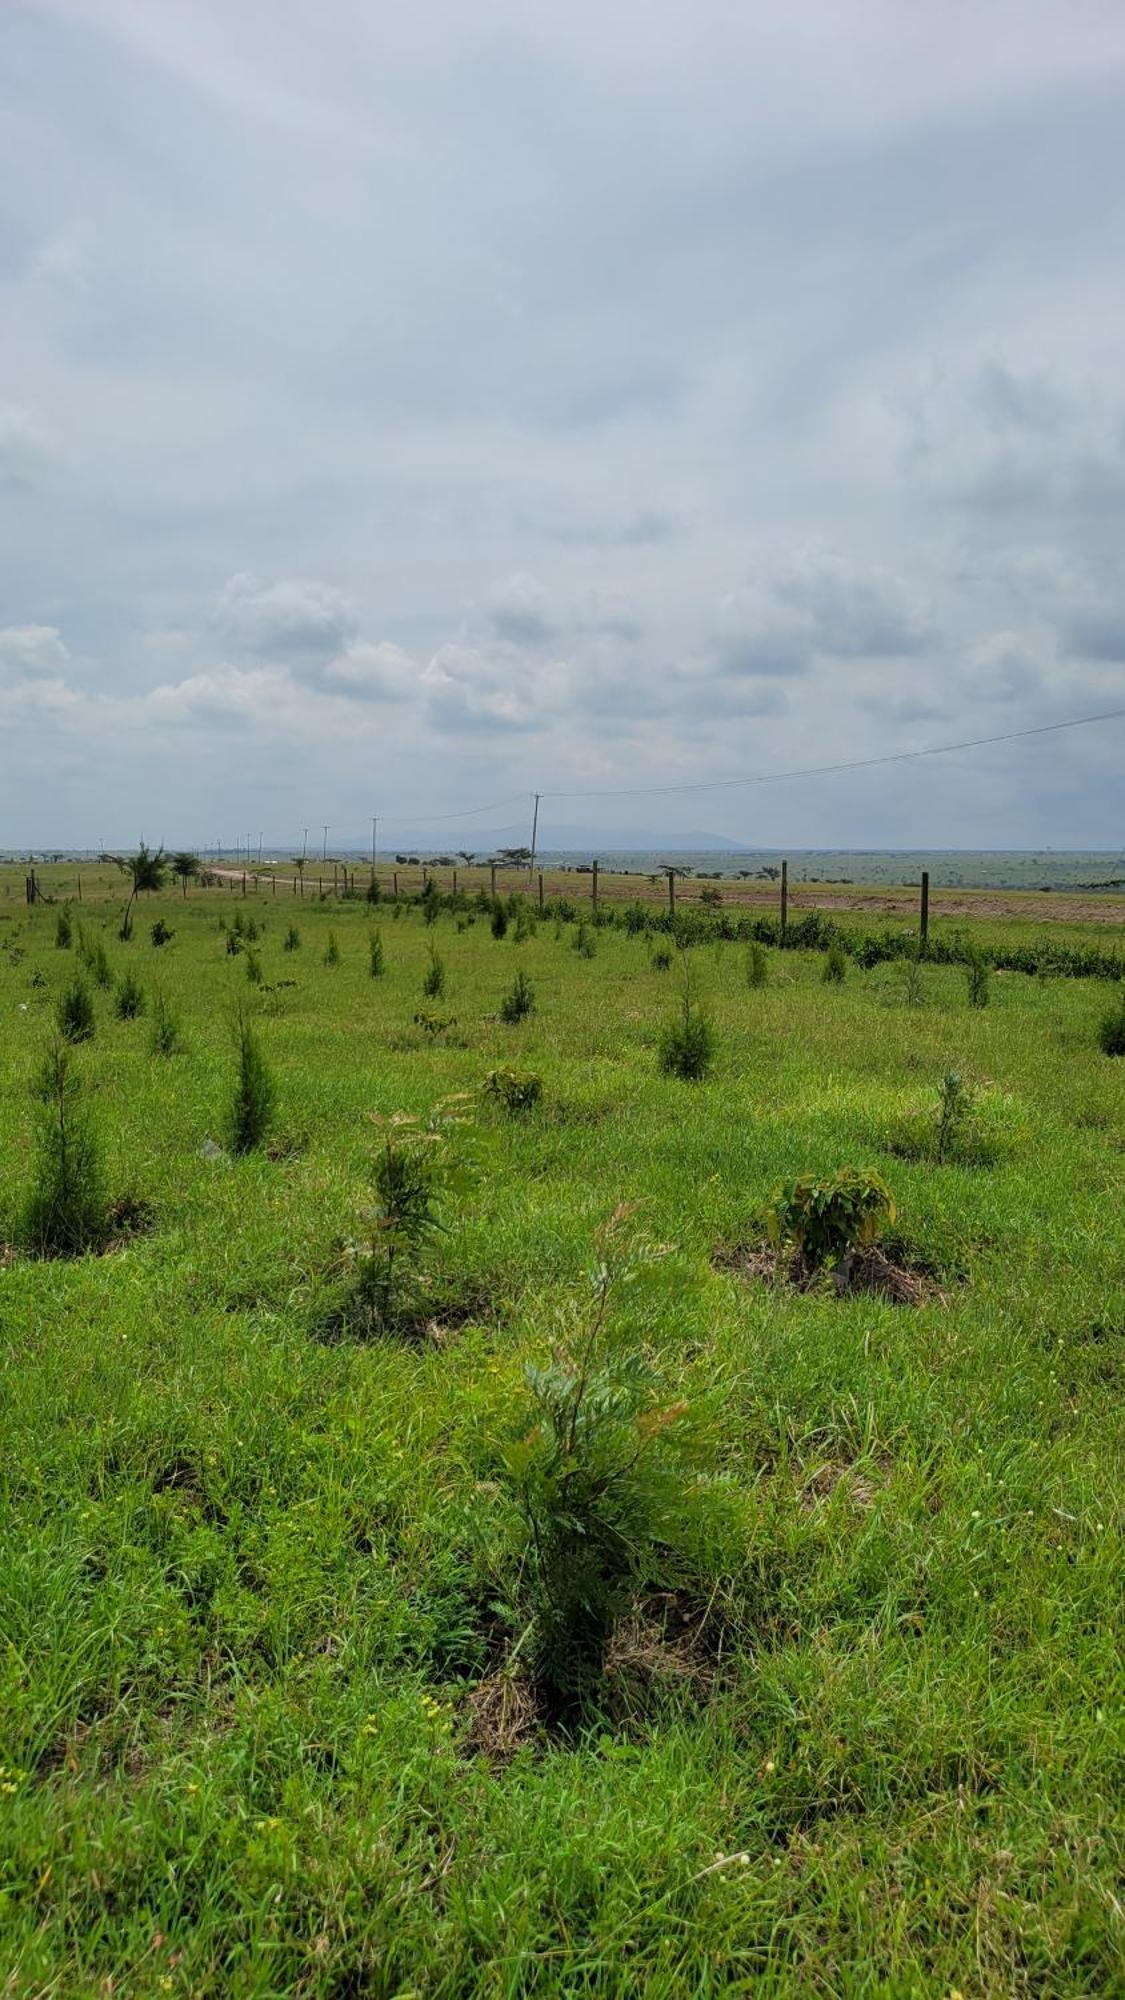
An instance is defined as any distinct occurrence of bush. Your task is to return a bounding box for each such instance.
[490,902,509,940]
[324,932,341,967]
[150,919,174,948]
[651,946,673,972]
[1098,985,1125,1056]
[572,923,596,959]
[484,1065,543,1114]
[966,951,990,1009]
[21,1041,109,1257]
[745,942,769,988]
[227,1010,275,1154]
[114,971,146,1021]
[57,977,95,1044]
[369,931,385,978]
[366,875,382,905]
[149,993,184,1057]
[283,925,301,952]
[769,1166,895,1285]
[496,1214,701,1716]
[936,1070,974,1162]
[822,944,847,985]
[244,949,263,985]
[422,945,446,999]
[55,909,72,950]
[499,968,535,1024]
[657,985,715,1082]
[225,929,244,956]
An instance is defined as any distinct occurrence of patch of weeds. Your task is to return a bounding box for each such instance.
[412,1010,459,1041]
[324,932,341,967]
[746,942,769,988]
[55,908,72,950]
[822,944,847,985]
[149,992,185,1056]
[1097,984,1125,1056]
[283,925,301,952]
[651,946,673,971]
[572,922,596,959]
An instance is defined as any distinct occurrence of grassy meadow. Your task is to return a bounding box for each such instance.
[0,867,1122,1996]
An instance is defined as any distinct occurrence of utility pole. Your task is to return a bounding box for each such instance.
[529,792,540,879]
[371,816,377,867]
[257,832,263,865]
[322,825,328,863]
[302,829,308,863]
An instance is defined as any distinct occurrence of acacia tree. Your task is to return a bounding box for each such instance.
[170,851,200,898]
[115,843,167,939]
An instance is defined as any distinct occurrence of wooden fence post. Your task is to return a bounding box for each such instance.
[393,870,398,897]
[920,870,930,952]
[452,868,458,895]
[666,867,676,914]
[77,873,82,901]
[592,859,599,912]
[780,860,788,939]
[538,871,544,912]
[490,863,497,897]
[241,872,247,897]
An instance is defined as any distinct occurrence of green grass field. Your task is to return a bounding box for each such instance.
[1,872,1122,1996]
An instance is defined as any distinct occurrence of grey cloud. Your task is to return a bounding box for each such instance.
[0,624,72,680]
[213,574,358,662]
[0,406,57,486]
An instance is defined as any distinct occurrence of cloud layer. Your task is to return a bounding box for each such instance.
[3,1,1125,846]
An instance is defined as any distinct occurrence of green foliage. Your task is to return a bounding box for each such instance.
[657,978,715,1082]
[227,1010,275,1155]
[499,967,535,1024]
[651,945,673,971]
[114,971,146,1021]
[366,874,382,905]
[745,941,769,988]
[283,925,301,952]
[150,919,174,947]
[513,905,537,943]
[421,945,446,999]
[115,842,167,939]
[572,922,596,959]
[966,950,990,1009]
[21,1041,108,1257]
[244,949,263,985]
[170,852,199,894]
[484,1065,543,1114]
[1097,985,1125,1056]
[769,1166,895,1274]
[369,930,385,977]
[324,932,341,967]
[149,992,184,1057]
[490,901,508,940]
[900,952,926,1006]
[54,908,72,950]
[496,1214,701,1714]
[822,944,847,985]
[56,976,95,1044]
[225,929,243,956]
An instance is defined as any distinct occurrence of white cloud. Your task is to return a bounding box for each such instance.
[0,625,73,681]
[213,574,358,662]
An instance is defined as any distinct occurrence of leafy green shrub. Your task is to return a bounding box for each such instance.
[699,883,722,906]
[572,922,596,959]
[21,1041,109,1257]
[651,945,673,972]
[745,942,769,988]
[149,992,184,1056]
[499,968,535,1024]
[422,945,446,999]
[822,945,847,985]
[657,987,715,1081]
[413,1010,457,1039]
[769,1166,895,1285]
[150,919,174,947]
[283,924,301,952]
[57,976,95,1044]
[496,1214,700,1716]
[490,902,508,940]
[366,875,382,905]
[114,971,146,1021]
[369,931,385,977]
[966,950,990,1008]
[55,908,72,950]
[1097,986,1125,1056]
[484,1066,543,1114]
[227,1010,275,1154]
[225,929,243,956]
[324,932,341,967]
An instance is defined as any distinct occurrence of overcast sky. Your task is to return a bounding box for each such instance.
[3,0,1125,851]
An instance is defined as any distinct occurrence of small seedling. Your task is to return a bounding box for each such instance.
[22,1040,109,1257]
[114,971,146,1021]
[936,1070,974,1163]
[1098,984,1125,1056]
[745,942,769,988]
[324,932,341,967]
[150,920,174,948]
[345,1099,472,1333]
[572,923,596,959]
[499,968,535,1024]
[651,946,673,972]
[484,1065,543,1114]
[490,902,509,940]
[57,977,95,1044]
[369,931,385,977]
[55,909,73,950]
[822,945,847,985]
[769,1166,895,1289]
[283,925,301,952]
[149,992,184,1056]
[422,945,446,999]
[966,951,990,1009]
[227,1008,276,1154]
[244,949,263,985]
[658,969,714,1081]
